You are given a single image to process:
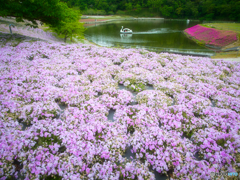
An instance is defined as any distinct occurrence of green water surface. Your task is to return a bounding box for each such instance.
[84,19,214,56]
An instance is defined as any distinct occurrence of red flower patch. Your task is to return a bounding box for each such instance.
[185,25,237,47]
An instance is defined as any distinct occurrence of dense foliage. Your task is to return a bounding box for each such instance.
[0,0,85,42]
[66,0,240,21]
[0,35,240,179]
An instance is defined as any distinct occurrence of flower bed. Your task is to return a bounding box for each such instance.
[184,24,238,47]
[0,40,240,179]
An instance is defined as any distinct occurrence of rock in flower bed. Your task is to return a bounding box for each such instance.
[0,39,240,179]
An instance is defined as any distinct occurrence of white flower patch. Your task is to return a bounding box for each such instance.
[115,71,146,92]
[56,87,97,107]
[220,86,240,98]
[152,67,177,79]
[80,99,109,116]
[58,75,90,88]
[174,92,212,115]
[0,100,24,122]
[212,93,240,113]
[211,59,236,74]
[90,158,155,180]
[130,127,198,177]
[19,101,60,124]
[159,53,181,62]
[103,65,123,77]
[114,105,159,133]
[136,90,173,108]
[174,152,213,179]
[26,85,62,102]
[158,105,207,136]
[91,78,118,93]
[185,82,218,98]
[128,67,149,75]
[154,81,185,96]
[165,62,185,71]
[199,66,222,78]
[99,88,133,109]
[177,67,202,78]
[82,68,112,82]
[62,107,109,128]
[16,120,69,179]
[0,120,31,178]
[18,74,49,90]
[155,57,170,66]
[142,72,165,85]
[129,67,165,85]
[232,71,240,78]
[192,127,240,173]
[1,39,240,180]
[223,76,240,86]
[193,76,226,90]
[53,69,79,81]
[169,74,195,86]
[200,106,240,133]
[137,58,161,71]
[120,59,139,70]
[41,76,59,87]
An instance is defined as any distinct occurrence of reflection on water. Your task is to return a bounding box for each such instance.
[120,33,133,43]
[84,20,214,56]
[120,33,132,38]
[133,28,181,34]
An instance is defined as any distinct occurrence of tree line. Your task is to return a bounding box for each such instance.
[64,0,240,21]
[0,0,239,43]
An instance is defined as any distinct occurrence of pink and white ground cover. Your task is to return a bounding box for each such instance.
[0,40,240,180]
[0,23,60,43]
[184,25,238,47]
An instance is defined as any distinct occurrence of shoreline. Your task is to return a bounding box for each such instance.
[1,16,239,62]
[82,37,240,62]
[80,16,164,25]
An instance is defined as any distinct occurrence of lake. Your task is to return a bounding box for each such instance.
[84,19,215,56]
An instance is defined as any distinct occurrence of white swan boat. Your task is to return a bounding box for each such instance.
[120,26,133,34]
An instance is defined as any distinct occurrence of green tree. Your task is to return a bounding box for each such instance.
[0,0,85,41]
[49,8,85,42]
[51,0,240,21]
[0,0,67,27]
[125,2,133,11]
[110,5,118,14]
[135,4,142,13]
[160,5,173,17]
[52,20,85,42]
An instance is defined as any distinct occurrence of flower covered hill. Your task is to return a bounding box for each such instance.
[184,24,238,48]
[0,38,240,180]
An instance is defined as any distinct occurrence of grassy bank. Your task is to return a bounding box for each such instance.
[203,23,240,58]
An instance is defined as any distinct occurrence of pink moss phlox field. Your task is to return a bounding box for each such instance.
[0,39,240,180]
[184,25,238,47]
